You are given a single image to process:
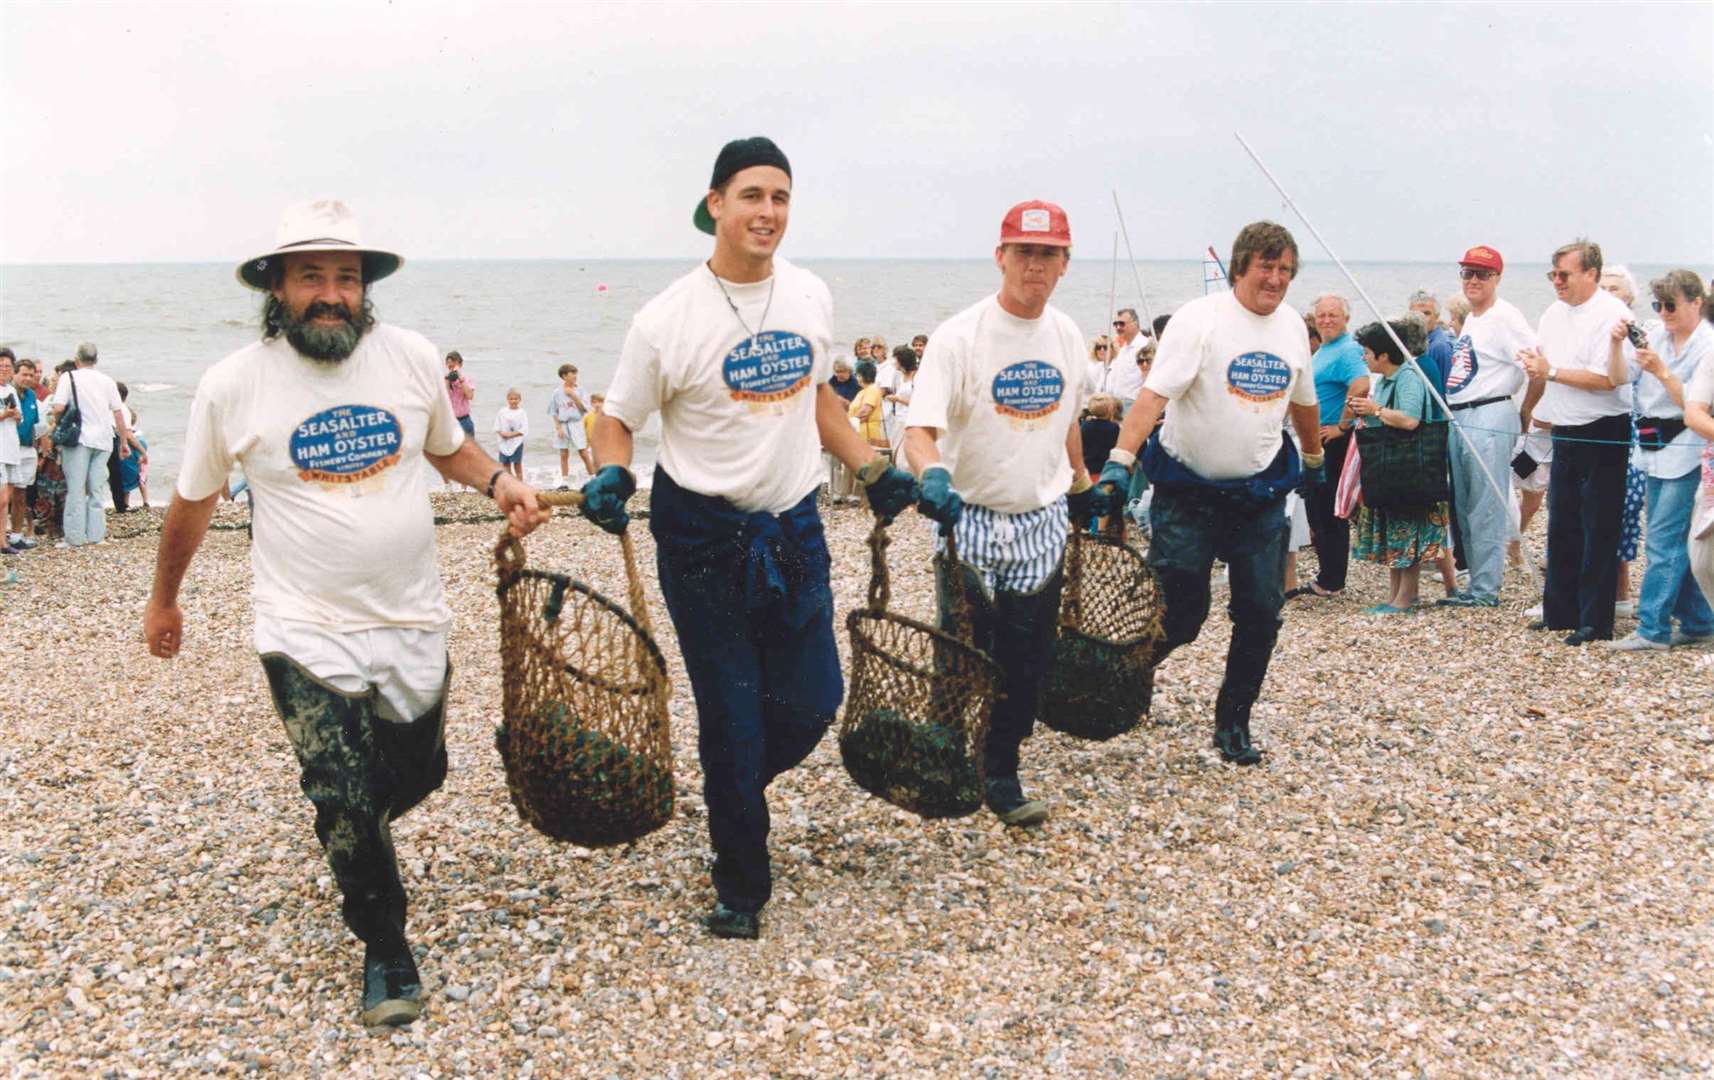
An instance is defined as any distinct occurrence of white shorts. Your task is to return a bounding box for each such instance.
[0,460,21,487]
[552,421,589,452]
[255,617,449,723]
[1513,429,1553,494]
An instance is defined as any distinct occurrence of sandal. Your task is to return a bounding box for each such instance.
[1284,586,1314,599]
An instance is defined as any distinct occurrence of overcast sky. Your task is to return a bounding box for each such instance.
[3,1,1710,267]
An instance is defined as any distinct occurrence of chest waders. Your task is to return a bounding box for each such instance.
[259,652,448,1023]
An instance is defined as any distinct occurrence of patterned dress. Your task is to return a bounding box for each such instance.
[1354,366,1448,569]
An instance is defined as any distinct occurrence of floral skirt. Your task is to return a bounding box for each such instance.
[1355,502,1447,569]
[1619,463,1645,562]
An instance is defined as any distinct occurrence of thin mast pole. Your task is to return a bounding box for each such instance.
[1232,131,1535,588]
[1111,190,1157,332]
[1107,232,1119,342]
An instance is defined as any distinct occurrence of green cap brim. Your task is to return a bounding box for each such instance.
[693,194,716,236]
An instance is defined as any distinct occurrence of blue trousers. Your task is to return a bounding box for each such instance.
[60,444,112,546]
[1147,486,1289,712]
[1636,471,1714,643]
[1447,400,1519,603]
[651,472,841,914]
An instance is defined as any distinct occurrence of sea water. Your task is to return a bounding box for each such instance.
[0,257,1678,500]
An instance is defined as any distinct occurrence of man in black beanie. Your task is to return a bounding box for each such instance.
[581,137,920,940]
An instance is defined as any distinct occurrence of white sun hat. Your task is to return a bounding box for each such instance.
[237,198,403,291]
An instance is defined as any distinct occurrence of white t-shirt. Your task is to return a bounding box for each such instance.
[548,386,585,425]
[494,405,529,455]
[1685,350,1714,507]
[1143,289,1318,480]
[604,257,834,514]
[0,384,19,465]
[1446,298,1534,404]
[906,294,1085,515]
[50,367,125,450]
[1532,289,1638,427]
[1109,336,1148,400]
[177,324,466,632]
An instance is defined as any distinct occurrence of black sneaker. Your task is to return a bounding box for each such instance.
[984,777,1049,827]
[360,944,423,1027]
[704,903,760,940]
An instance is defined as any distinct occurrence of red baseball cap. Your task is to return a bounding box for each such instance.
[1000,200,1072,248]
[1459,245,1503,272]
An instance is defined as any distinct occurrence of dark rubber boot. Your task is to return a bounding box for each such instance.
[705,904,761,940]
[361,941,423,1027]
[1212,689,1263,766]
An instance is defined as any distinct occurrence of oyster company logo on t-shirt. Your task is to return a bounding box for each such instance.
[1446,335,1477,395]
[991,360,1064,429]
[1225,351,1292,407]
[722,330,815,410]
[290,405,403,485]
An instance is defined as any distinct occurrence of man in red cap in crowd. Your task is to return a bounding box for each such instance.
[1438,245,1538,609]
[905,200,1104,825]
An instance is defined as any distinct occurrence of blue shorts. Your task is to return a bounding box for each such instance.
[498,447,523,465]
[457,415,476,438]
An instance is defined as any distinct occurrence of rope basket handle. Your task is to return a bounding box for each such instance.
[1061,525,1084,629]
[865,519,976,647]
[493,489,655,637]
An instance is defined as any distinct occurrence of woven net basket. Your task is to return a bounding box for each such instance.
[839,523,999,819]
[494,494,672,847]
[1040,522,1164,741]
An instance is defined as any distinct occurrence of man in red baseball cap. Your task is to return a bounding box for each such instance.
[1439,244,1540,610]
[903,200,1104,826]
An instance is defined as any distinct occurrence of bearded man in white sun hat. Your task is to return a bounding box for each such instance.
[143,198,549,1028]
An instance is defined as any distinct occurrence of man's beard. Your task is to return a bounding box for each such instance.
[264,295,375,363]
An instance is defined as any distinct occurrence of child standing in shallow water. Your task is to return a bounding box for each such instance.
[548,364,591,489]
[495,389,528,480]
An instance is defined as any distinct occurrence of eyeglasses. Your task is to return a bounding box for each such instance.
[1458,268,1495,282]
[1093,345,1110,351]
[1652,300,1679,313]
[1545,270,1577,283]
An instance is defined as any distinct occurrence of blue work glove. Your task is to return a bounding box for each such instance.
[857,459,920,525]
[579,465,636,535]
[916,466,964,535]
[1095,460,1132,512]
[1296,457,1326,497]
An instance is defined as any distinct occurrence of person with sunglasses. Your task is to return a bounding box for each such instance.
[1108,307,1149,415]
[1607,269,1714,651]
[1084,335,1115,398]
[1438,246,1537,609]
[1518,238,1640,645]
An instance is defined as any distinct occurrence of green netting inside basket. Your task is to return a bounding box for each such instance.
[495,702,673,847]
[1040,633,1155,741]
[838,707,983,819]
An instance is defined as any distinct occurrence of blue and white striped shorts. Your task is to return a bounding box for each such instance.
[937,496,1069,598]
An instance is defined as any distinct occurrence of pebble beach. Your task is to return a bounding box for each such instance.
[3,495,1711,1078]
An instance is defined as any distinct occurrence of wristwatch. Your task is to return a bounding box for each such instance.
[1546,366,1559,383]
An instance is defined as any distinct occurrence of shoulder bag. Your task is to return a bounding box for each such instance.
[1356,369,1448,512]
[51,370,83,448]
